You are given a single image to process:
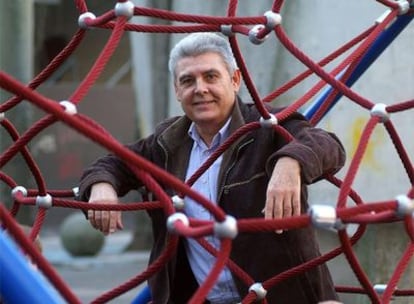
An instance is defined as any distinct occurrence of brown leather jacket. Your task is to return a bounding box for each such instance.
[79,98,346,303]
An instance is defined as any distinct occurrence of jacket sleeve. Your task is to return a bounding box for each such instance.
[266,112,346,184]
[77,116,184,202]
[77,134,157,202]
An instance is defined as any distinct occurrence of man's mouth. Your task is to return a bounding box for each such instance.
[193,100,214,106]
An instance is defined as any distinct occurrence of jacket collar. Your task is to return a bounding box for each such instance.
[159,96,247,152]
[157,97,251,183]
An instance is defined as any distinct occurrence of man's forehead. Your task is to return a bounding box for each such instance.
[176,54,227,76]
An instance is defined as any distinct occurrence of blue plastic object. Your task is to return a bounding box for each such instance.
[304,14,414,120]
[131,285,151,304]
[0,230,65,304]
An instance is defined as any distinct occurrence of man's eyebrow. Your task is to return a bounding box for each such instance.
[178,68,220,81]
[203,68,220,74]
[177,74,192,83]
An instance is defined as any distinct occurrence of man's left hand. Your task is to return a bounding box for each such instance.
[263,156,301,233]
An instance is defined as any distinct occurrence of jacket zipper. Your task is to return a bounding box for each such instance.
[218,138,254,201]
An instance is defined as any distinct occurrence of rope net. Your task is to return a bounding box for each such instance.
[1,0,414,303]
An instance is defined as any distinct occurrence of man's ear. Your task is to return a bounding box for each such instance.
[232,69,242,91]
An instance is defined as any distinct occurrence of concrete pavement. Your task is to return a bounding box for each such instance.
[41,231,150,303]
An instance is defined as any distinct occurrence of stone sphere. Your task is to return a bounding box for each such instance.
[60,212,105,256]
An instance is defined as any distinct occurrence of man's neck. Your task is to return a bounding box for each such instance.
[195,125,218,147]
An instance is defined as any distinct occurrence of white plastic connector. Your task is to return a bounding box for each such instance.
[60,100,78,115]
[374,283,396,299]
[214,215,238,239]
[397,0,410,15]
[78,12,96,29]
[220,25,234,37]
[370,103,390,123]
[115,1,135,19]
[11,186,28,198]
[0,112,5,122]
[248,24,268,45]
[248,282,267,300]
[166,213,189,234]
[308,204,344,230]
[374,284,387,295]
[259,113,278,128]
[264,11,282,30]
[396,194,413,216]
[72,187,80,198]
[36,194,53,209]
[171,195,185,210]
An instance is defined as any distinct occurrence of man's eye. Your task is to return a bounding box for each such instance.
[180,78,193,86]
[206,74,218,81]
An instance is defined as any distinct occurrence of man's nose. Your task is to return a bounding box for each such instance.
[194,78,208,94]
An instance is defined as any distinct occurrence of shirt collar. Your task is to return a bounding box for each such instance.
[188,118,232,150]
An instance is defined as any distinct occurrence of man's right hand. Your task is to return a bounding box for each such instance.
[87,182,123,235]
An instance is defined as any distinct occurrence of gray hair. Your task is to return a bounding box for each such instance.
[168,32,238,79]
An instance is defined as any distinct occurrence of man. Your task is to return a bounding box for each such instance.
[78,32,345,303]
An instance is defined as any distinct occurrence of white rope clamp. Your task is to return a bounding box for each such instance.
[72,187,80,198]
[60,100,78,115]
[171,195,185,210]
[374,284,387,294]
[214,215,238,239]
[115,1,135,19]
[308,204,345,230]
[166,213,189,234]
[78,12,96,29]
[396,194,413,217]
[397,0,410,15]
[36,194,53,209]
[259,113,278,128]
[374,283,396,299]
[370,103,390,123]
[220,25,234,37]
[249,24,268,45]
[264,11,282,30]
[249,282,267,300]
[0,112,5,122]
[11,186,28,198]
[248,11,281,45]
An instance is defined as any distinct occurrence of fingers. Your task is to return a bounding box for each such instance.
[116,213,124,230]
[291,193,301,217]
[264,157,302,233]
[264,196,289,234]
[87,183,122,235]
[88,210,96,228]
[87,209,123,235]
[264,184,301,234]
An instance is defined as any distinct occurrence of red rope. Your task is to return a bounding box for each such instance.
[1,1,413,303]
[337,117,381,208]
[381,243,414,303]
[69,17,129,103]
[91,236,179,303]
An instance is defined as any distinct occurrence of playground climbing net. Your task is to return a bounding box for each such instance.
[1,0,414,303]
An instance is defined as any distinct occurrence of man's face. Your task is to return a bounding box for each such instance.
[174,52,241,132]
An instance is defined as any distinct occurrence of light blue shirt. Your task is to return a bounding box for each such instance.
[184,119,241,304]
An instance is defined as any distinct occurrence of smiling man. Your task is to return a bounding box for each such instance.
[79,32,346,303]
[173,51,241,147]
